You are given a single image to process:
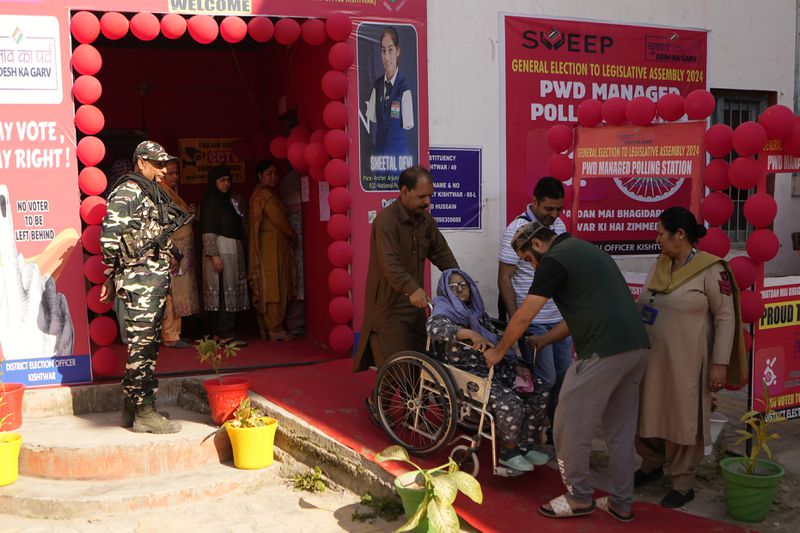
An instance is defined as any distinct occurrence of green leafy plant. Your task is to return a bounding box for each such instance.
[734,381,786,475]
[292,466,327,492]
[195,336,242,382]
[225,398,268,429]
[375,445,482,533]
[352,492,405,523]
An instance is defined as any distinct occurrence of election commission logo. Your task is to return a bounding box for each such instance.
[613,176,685,203]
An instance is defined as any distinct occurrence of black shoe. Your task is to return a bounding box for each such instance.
[660,489,694,508]
[634,467,664,487]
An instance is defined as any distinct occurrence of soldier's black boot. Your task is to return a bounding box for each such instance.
[133,403,181,434]
[121,398,171,428]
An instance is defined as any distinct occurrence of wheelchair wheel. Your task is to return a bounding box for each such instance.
[374,351,458,457]
[449,445,480,477]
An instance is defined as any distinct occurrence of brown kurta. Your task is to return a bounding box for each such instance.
[157,182,200,317]
[637,259,737,446]
[353,200,458,372]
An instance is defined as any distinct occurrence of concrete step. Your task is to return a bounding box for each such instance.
[18,406,231,480]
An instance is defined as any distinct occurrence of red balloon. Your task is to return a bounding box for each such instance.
[83,254,107,284]
[301,19,327,46]
[100,12,129,40]
[309,165,326,181]
[130,12,160,41]
[733,121,767,157]
[657,93,685,122]
[704,124,734,158]
[89,316,118,346]
[80,196,107,225]
[72,44,102,76]
[744,193,777,228]
[274,18,301,45]
[701,192,733,226]
[746,229,780,263]
[323,101,348,130]
[729,255,758,290]
[287,141,308,171]
[782,125,800,156]
[188,15,218,44]
[328,268,352,295]
[728,157,761,190]
[78,167,107,196]
[86,284,112,314]
[75,105,105,135]
[270,137,288,159]
[325,158,349,187]
[324,129,349,158]
[92,346,125,377]
[326,13,352,42]
[602,97,627,126]
[328,324,354,352]
[577,99,603,127]
[546,154,573,181]
[328,187,352,213]
[73,75,102,105]
[329,296,354,324]
[82,224,102,255]
[704,159,730,191]
[77,136,106,166]
[626,96,656,127]
[304,142,329,168]
[697,227,730,258]
[160,14,187,39]
[684,89,715,120]
[758,104,795,140]
[329,42,354,71]
[327,214,351,240]
[328,240,353,267]
[311,129,328,144]
[248,17,274,42]
[71,11,100,44]
[546,125,573,153]
[220,16,247,43]
[322,70,348,100]
[740,290,765,323]
[742,328,753,352]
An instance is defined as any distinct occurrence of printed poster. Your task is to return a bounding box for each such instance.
[429,147,481,230]
[177,138,245,184]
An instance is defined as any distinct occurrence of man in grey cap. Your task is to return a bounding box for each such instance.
[100,140,185,434]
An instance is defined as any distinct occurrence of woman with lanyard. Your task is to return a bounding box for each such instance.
[634,207,746,508]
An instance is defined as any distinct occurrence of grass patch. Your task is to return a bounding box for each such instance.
[351,492,405,523]
[291,466,327,493]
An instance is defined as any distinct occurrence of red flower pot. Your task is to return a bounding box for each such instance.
[203,377,249,425]
[0,383,25,431]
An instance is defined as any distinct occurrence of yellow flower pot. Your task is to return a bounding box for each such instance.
[0,433,22,487]
[225,417,278,470]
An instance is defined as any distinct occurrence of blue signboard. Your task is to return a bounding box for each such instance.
[429,147,482,230]
[2,355,92,387]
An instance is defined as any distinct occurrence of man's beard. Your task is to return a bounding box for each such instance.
[531,249,545,263]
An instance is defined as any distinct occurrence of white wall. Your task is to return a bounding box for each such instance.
[427,0,798,309]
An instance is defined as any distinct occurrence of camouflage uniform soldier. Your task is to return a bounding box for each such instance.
[100,141,183,434]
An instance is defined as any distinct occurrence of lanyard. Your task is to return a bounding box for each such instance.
[648,248,697,305]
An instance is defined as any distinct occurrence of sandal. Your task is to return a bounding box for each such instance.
[596,496,634,522]
[538,494,596,519]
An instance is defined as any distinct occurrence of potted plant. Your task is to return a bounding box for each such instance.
[375,445,482,533]
[0,356,24,487]
[224,398,278,470]
[195,336,249,425]
[719,381,786,523]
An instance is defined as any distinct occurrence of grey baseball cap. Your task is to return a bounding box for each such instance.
[134,140,176,162]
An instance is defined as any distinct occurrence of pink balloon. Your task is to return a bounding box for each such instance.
[270,137,288,159]
[71,11,100,44]
[328,187,352,213]
[546,154,572,181]
[324,129,349,158]
[80,196,107,225]
[73,75,102,105]
[291,125,311,140]
[328,324,354,352]
[577,99,603,127]
[728,157,762,190]
[92,346,125,377]
[311,128,328,144]
[740,290,765,323]
[274,18,301,45]
[326,14,352,42]
[744,193,777,228]
[701,192,734,226]
[130,12,160,41]
[100,12,129,40]
[657,93,685,122]
[329,296,354,324]
[75,105,105,135]
[626,96,656,127]
[322,70,348,100]
[160,14,187,39]
[733,121,767,157]
[301,19,327,46]
[783,125,800,157]
[248,17,274,42]
[89,316,118,346]
[304,142,329,168]
[86,283,112,314]
[79,167,107,196]
[327,240,353,266]
[188,15,218,44]
[729,255,758,290]
[704,159,730,191]
[759,104,795,140]
[329,42,354,71]
[697,227,730,258]
[705,124,734,158]
[328,268,352,295]
[220,16,247,43]
[327,214,352,240]
[746,229,780,262]
[684,89,715,120]
[77,136,106,167]
[323,101,348,130]
[602,98,627,126]
[309,165,326,182]
[81,224,102,255]
[72,44,102,76]
[83,253,107,284]
[546,125,573,153]
[325,158,349,187]
[287,141,308,171]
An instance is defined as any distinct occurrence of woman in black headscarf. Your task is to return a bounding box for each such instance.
[200,164,249,341]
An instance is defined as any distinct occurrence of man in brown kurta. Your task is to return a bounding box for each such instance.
[353,165,458,372]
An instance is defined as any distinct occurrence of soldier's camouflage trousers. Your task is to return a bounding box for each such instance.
[120,277,169,405]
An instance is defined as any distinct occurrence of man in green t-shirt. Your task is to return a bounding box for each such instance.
[484,221,650,522]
